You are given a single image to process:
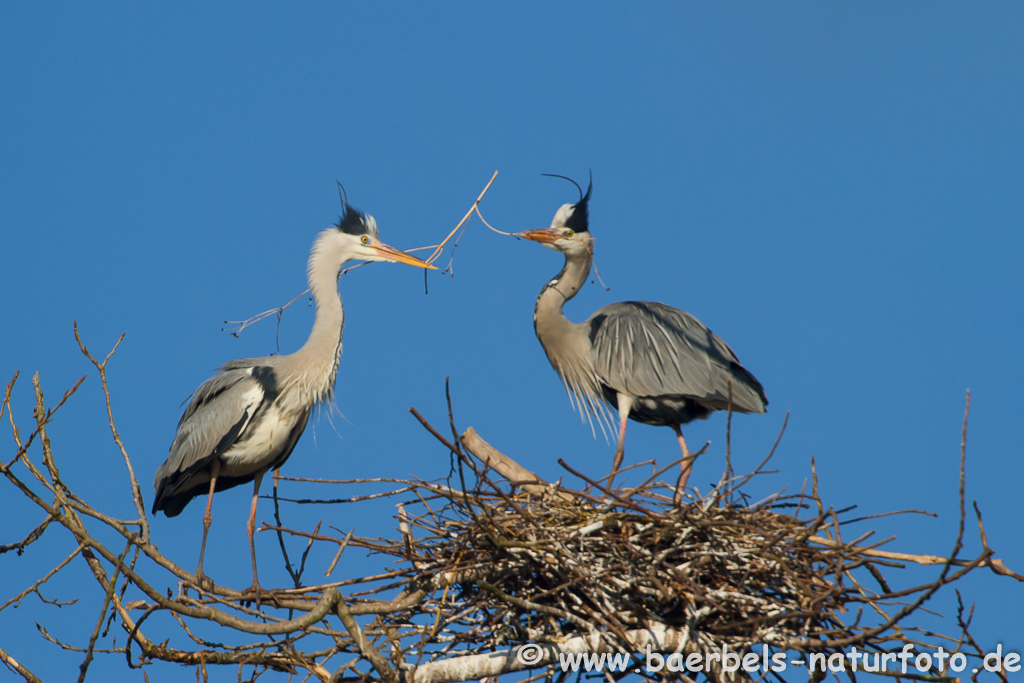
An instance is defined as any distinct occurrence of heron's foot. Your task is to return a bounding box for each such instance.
[191,569,214,592]
[241,581,283,609]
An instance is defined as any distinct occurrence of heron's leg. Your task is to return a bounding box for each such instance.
[612,394,634,477]
[245,470,266,595]
[194,459,220,591]
[672,425,693,504]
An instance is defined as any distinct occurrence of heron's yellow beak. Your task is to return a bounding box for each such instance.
[516,228,562,244]
[373,243,437,269]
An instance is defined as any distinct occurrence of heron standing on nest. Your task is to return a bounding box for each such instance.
[516,175,767,490]
[152,189,435,594]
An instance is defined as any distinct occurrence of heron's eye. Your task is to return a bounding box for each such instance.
[565,229,574,238]
[361,235,369,245]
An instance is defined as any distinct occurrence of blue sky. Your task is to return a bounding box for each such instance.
[2,3,1022,681]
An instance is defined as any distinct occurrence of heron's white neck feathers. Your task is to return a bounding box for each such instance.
[533,248,613,439]
[279,229,349,411]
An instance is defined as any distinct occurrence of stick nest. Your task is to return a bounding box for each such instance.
[342,418,1012,683]
[408,488,834,650]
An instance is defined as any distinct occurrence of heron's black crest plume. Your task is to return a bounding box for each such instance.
[336,205,370,235]
[542,172,593,234]
[336,181,349,209]
[541,173,584,201]
[334,183,370,236]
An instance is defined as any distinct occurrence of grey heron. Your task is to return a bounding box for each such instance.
[517,176,767,489]
[152,192,435,593]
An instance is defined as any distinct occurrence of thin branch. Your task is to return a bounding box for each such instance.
[74,321,149,542]
[0,646,45,683]
[0,514,54,556]
[335,598,397,683]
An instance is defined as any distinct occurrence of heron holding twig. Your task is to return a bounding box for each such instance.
[152,188,435,594]
[516,175,767,490]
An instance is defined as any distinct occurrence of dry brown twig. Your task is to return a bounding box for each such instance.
[224,172,500,338]
[1,331,1019,683]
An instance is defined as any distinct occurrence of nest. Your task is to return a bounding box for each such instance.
[393,481,838,652]
[334,422,1014,682]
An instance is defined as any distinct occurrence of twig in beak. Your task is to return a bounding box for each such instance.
[474,205,515,237]
[420,171,500,265]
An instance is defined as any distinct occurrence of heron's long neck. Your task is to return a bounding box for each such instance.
[533,249,608,430]
[290,249,345,404]
[533,250,592,355]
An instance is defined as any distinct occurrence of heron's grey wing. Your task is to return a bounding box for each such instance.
[587,301,767,412]
[152,367,265,512]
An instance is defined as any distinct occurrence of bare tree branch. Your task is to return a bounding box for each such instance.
[0,347,1017,683]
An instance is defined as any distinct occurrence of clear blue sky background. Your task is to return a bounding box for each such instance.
[2,4,1022,681]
